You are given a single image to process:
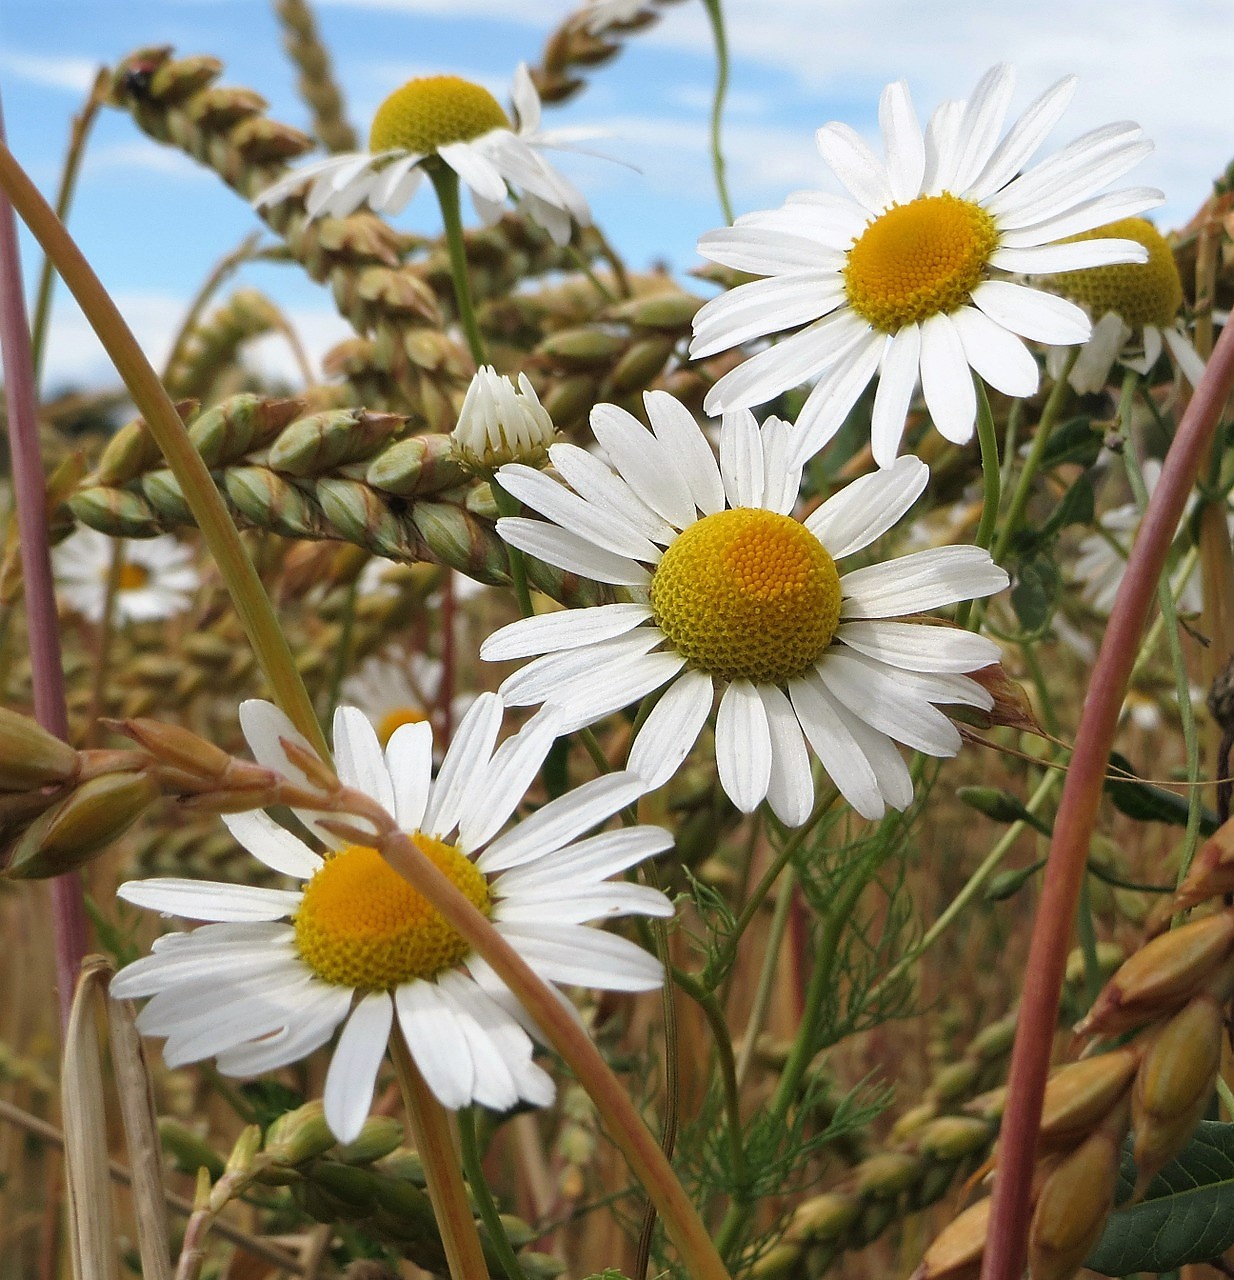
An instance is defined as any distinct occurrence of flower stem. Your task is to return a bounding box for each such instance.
[0,138,328,760]
[700,0,735,225]
[491,478,536,618]
[428,161,488,369]
[457,1107,526,1280]
[391,1028,490,1280]
[980,311,1234,1280]
[0,99,85,1033]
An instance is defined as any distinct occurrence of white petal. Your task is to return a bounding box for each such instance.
[118,879,300,923]
[386,720,434,833]
[424,692,502,839]
[967,75,1077,202]
[459,709,559,849]
[432,973,519,1111]
[757,683,814,827]
[395,981,473,1110]
[497,463,662,562]
[836,620,1001,674]
[788,329,885,466]
[841,545,1009,618]
[626,670,714,790]
[548,442,677,545]
[220,811,321,880]
[690,273,845,359]
[1163,326,1207,389]
[715,679,772,814]
[589,404,697,530]
[758,415,803,515]
[478,772,646,873]
[815,122,893,214]
[542,653,689,736]
[806,455,928,559]
[496,516,651,587]
[696,225,840,276]
[494,827,674,895]
[440,140,508,203]
[951,65,1015,194]
[496,629,664,708]
[990,238,1147,275]
[482,603,651,662]
[333,705,396,816]
[719,408,764,509]
[971,280,1091,345]
[919,313,977,444]
[499,923,663,991]
[497,881,673,924]
[324,994,392,1142]
[788,675,885,820]
[216,985,352,1076]
[949,306,1040,399]
[643,390,726,515]
[869,323,921,467]
[923,98,964,194]
[998,186,1164,246]
[880,80,926,204]
[824,691,915,812]
[370,155,423,213]
[1069,311,1129,393]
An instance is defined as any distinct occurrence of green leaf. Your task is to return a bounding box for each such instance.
[1105,751,1220,836]
[957,785,1052,834]
[1040,473,1095,537]
[1040,415,1105,468]
[1010,554,1061,634]
[1088,1122,1234,1274]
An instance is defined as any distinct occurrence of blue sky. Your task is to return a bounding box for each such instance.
[2,0,1232,392]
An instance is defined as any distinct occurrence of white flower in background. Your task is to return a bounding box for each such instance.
[112,695,671,1141]
[254,65,590,245]
[341,647,476,745]
[1045,217,1206,394]
[691,64,1161,467]
[1073,461,1202,614]
[453,365,557,472]
[54,528,200,624]
[482,391,1008,824]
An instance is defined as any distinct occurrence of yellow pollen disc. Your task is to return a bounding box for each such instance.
[116,563,151,591]
[369,76,509,154]
[293,837,490,989]
[1049,217,1182,329]
[376,705,429,748]
[650,508,841,684]
[844,193,999,333]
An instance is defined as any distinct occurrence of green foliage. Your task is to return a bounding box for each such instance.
[1105,750,1220,835]
[1088,1122,1234,1275]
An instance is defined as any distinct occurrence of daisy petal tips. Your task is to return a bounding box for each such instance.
[112,695,671,1141]
[483,392,1009,826]
[690,65,1161,468]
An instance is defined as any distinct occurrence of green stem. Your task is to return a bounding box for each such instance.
[700,0,735,225]
[391,1030,490,1280]
[490,479,536,620]
[324,577,359,724]
[990,350,1078,566]
[1075,872,1103,1009]
[0,140,328,759]
[733,864,795,1088]
[458,1108,526,1280]
[428,161,488,369]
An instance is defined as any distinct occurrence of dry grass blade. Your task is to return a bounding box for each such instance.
[61,955,119,1280]
[109,989,172,1280]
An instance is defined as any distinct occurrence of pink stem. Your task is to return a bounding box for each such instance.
[980,320,1234,1280]
[0,92,86,1032]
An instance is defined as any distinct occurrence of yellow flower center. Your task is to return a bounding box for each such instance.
[650,508,841,684]
[844,193,999,333]
[369,76,509,155]
[1050,217,1182,329]
[116,563,151,591]
[293,838,490,989]
[376,705,429,748]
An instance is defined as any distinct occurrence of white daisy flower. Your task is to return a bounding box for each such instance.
[1045,217,1206,394]
[54,527,200,624]
[112,694,671,1141]
[453,365,557,472]
[690,64,1162,468]
[254,65,590,246]
[481,391,1009,825]
[341,647,476,746]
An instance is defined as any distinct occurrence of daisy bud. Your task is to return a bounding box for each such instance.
[0,707,79,791]
[1076,910,1234,1037]
[264,1100,337,1168]
[6,771,159,879]
[452,367,557,473]
[336,1116,404,1165]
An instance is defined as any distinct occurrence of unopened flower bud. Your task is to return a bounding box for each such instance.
[0,707,79,791]
[336,1116,404,1165]
[1077,910,1234,1037]
[6,771,159,878]
[453,366,556,473]
[264,1100,336,1167]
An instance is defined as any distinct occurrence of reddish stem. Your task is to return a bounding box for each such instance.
[980,321,1234,1280]
[0,93,86,1032]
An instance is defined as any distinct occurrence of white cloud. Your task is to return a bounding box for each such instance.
[82,142,210,181]
[318,0,564,19]
[0,52,101,94]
